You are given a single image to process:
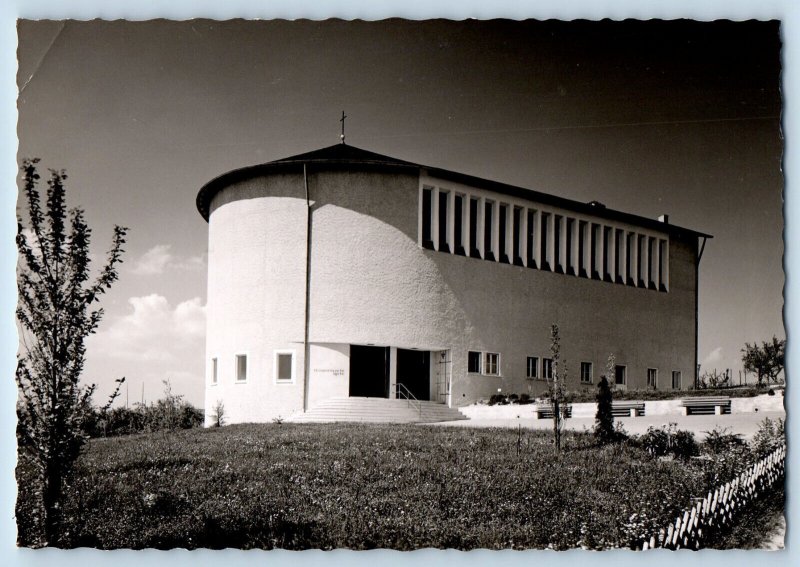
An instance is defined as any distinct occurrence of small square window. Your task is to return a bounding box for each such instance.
[672,370,682,389]
[526,356,539,379]
[580,362,593,384]
[276,351,294,383]
[236,354,247,382]
[484,352,500,376]
[614,365,626,386]
[647,368,658,389]
[468,351,482,374]
[543,358,553,380]
[211,357,218,384]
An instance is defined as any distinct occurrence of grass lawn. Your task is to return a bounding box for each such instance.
[15,422,783,550]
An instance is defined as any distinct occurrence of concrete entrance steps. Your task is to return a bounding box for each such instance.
[286,397,468,424]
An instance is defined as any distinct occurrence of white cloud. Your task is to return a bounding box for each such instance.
[702,347,723,367]
[88,293,206,362]
[130,244,172,275]
[130,244,205,275]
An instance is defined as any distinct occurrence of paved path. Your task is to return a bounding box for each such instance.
[431,410,786,440]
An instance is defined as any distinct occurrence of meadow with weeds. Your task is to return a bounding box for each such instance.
[16,421,783,550]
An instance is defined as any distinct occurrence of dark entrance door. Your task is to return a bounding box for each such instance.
[349,345,390,398]
[396,349,431,401]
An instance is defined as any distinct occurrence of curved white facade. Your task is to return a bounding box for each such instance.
[201,145,706,424]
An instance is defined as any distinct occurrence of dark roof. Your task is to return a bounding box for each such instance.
[196,143,712,239]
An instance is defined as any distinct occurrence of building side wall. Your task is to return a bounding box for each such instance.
[204,167,699,420]
[433,236,696,404]
[204,173,308,424]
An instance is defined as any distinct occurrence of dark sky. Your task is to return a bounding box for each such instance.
[16,19,783,405]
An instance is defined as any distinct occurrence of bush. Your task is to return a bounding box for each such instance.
[488,394,508,406]
[82,382,205,438]
[702,426,746,454]
[751,417,785,458]
[518,393,533,405]
[594,376,615,444]
[637,423,698,460]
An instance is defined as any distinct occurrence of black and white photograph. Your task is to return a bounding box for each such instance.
[12,15,786,552]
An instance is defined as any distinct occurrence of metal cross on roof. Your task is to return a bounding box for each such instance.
[340,111,347,144]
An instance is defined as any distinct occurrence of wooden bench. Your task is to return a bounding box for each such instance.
[534,403,572,419]
[611,401,646,417]
[680,396,731,416]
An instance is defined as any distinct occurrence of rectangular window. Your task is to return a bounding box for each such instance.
[566,218,575,275]
[275,351,295,383]
[513,207,523,266]
[540,212,550,270]
[468,351,482,374]
[484,352,500,376]
[526,356,539,379]
[543,358,553,380]
[648,236,656,289]
[527,209,536,268]
[615,229,624,283]
[469,197,480,258]
[422,187,434,249]
[659,239,668,291]
[438,190,450,253]
[578,221,587,277]
[211,357,218,384]
[638,234,647,287]
[627,232,636,285]
[647,368,658,389]
[499,204,509,263]
[554,215,563,273]
[236,354,247,382]
[603,226,612,281]
[484,201,495,261]
[672,370,682,389]
[591,224,601,279]
[614,365,626,386]
[454,195,465,256]
[581,362,593,384]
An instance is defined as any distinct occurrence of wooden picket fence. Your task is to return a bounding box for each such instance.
[638,444,786,550]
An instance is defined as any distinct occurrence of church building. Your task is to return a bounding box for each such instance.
[197,142,711,424]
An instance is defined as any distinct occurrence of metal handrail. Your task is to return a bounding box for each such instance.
[395,382,423,419]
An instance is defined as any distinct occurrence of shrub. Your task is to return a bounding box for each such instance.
[210,400,226,427]
[751,417,785,458]
[518,393,533,405]
[637,423,698,460]
[488,394,508,406]
[702,426,746,454]
[507,394,519,404]
[594,375,615,444]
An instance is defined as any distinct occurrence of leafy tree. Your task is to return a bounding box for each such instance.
[741,336,785,387]
[544,324,569,451]
[16,159,127,546]
[594,354,615,444]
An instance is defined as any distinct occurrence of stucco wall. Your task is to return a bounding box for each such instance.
[307,343,350,408]
[434,233,697,405]
[203,166,699,421]
[304,169,697,406]
[205,173,308,424]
